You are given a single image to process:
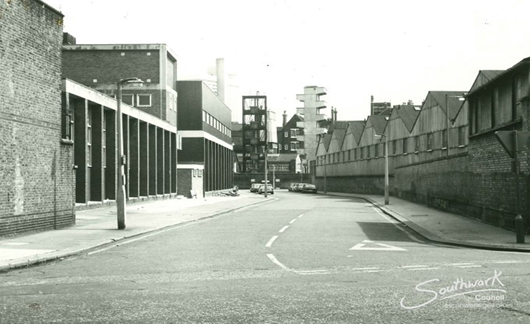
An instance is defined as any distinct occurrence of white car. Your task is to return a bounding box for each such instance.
[258,184,274,195]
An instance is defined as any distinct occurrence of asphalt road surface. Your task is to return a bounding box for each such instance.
[1,191,530,323]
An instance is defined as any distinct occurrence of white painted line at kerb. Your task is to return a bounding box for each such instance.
[289,219,297,224]
[279,226,289,233]
[267,254,291,271]
[266,236,278,248]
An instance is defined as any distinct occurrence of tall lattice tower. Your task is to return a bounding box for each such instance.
[242,95,267,172]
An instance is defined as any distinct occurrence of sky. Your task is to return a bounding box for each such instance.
[45,0,530,125]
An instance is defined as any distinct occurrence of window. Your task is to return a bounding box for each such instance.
[392,140,397,155]
[137,94,152,107]
[442,130,448,149]
[285,131,288,138]
[403,138,408,154]
[348,150,351,161]
[203,111,207,123]
[458,126,466,146]
[414,136,420,152]
[290,129,298,137]
[122,94,134,106]
[87,110,93,167]
[427,133,433,151]
[285,144,288,150]
[375,144,380,158]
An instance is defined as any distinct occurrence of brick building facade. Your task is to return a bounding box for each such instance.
[0,0,75,236]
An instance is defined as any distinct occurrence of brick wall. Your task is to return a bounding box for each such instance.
[0,0,75,236]
[62,50,160,87]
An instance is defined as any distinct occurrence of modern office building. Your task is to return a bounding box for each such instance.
[177,81,234,195]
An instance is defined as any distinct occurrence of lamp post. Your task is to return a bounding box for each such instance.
[376,133,389,205]
[116,77,143,230]
[264,145,268,198]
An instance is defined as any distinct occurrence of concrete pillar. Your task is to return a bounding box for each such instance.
[90,103,104,202]
[123,114,129,199]
[104,110,116,200]
[139,122,149,197]
[149,124,157,195]
[129,118,140,198]
[157,127,164,195]
[171,133,177,193]
[73,97,88,204]
[164,130,171,194]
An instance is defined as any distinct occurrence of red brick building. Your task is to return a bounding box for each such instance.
[0,0,75,236]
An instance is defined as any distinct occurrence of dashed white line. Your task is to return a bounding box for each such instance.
[297,214,304,218]
[400,265,429,269]
[351,267,380,271]
[266,236,278,248]
[457,265,482,268]
[289,219,297,224]
[407,267,440,271]
[279,226,289,233]
[492,260,523,264]
[448,263,475,266]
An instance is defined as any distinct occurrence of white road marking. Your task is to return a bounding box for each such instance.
[407,267,440,271]
[457,265,482,268]
[492,260,523,264]
[350,240,407,251]
[297,214,304,218]
[350,267,380,271]
[296,269,332,275]
[267,254,291,271]
[1,242,29,246]
[448,263,475,266]
[279,226,289,233]
[400,265,429,268]
[266,236,278,248]
[289,219,297,224]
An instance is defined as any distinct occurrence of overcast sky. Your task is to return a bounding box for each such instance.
[46,0,530,124]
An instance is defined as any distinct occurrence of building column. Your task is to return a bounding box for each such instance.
[164,130,171,194]
[90,103,104,202]
[123,114,130,199]
[171,133,177,193]
[139,122,149,197]
[104,109,116,200]
[73,97,88,204]
[129,118,140,198]
[157,127,164,195]
[149,124,157,195]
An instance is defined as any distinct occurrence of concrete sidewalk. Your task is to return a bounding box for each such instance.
[325,191,530,252]
[0,192,274,272]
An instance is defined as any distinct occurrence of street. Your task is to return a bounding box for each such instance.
[1,191,530,323]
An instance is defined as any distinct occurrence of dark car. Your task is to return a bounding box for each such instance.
[250,183,261,193]
[294,183,307,192]
[301,184,317,193]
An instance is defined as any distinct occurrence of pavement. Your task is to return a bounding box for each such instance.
[1,190,529,272]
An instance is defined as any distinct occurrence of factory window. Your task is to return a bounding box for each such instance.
[87,110,93,167]
[285,131,288,138]
[137,94,152,107]
[122,94,134,106]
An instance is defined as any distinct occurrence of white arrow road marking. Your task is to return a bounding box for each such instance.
[349,240,407,251]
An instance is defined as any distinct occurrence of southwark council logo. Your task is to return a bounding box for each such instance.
[400,270,507,310]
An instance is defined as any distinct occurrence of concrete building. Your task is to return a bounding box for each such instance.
[0,0,75,236]
[177,81,234,196]
[62,79,179,205]
[296,86,329,169]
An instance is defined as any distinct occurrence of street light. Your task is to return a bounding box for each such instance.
[116,77,143,230]
[375,133,389,205]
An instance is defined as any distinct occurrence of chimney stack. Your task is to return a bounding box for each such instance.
[283,110,287,127]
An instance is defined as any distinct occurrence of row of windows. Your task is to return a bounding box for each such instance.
[317,126,467,165]
[284,128,301,138]
[284,142,300,151]
[202,111,231,137]
[469,74,526,135]
[121,93,152,108]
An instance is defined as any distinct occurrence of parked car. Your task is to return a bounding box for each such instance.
[258,184,274,195]
[294,183,307,192]
[250,183,261,193]
[301,183,317,193]
[288,183,298,192]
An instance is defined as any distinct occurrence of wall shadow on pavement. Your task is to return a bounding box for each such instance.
[356,221,423,243]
